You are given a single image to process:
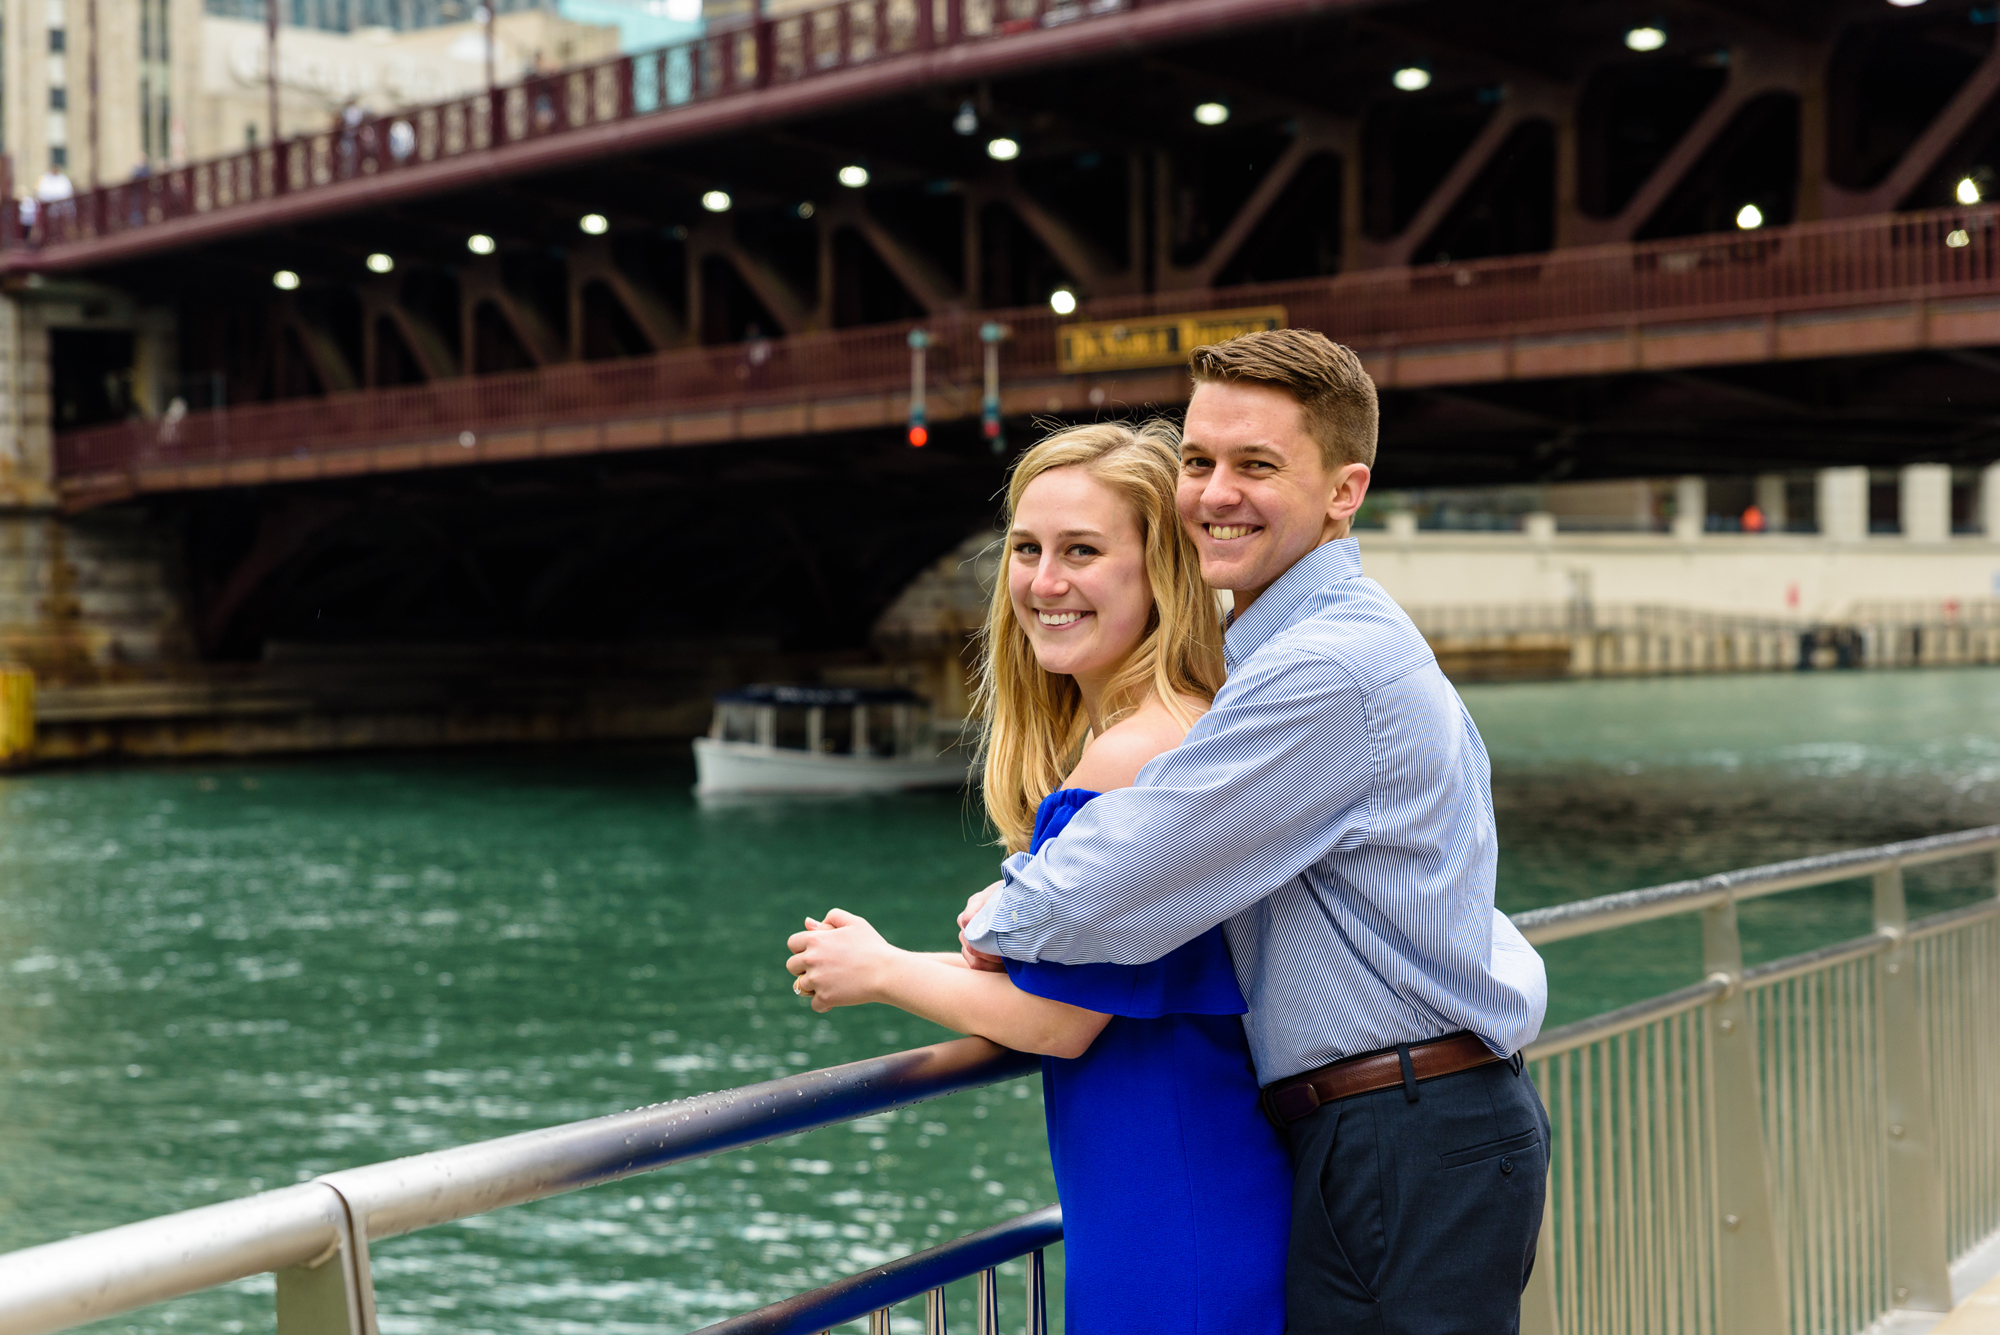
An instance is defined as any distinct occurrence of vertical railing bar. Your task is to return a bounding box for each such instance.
[1024,1249,1046,1335]
[924,1285,947,1335]
[1580,1044,1600,1335]
[1617,1031,1636,1334]
[975,1266,998,1335]
[1635,1026,1655,1335]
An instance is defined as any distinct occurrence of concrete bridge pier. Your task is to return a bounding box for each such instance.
[0,288,193,686]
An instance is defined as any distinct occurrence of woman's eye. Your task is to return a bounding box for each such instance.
[1012,542,1039,556]
[1068,545,1099,558]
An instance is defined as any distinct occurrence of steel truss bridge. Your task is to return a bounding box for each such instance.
[23,0,2000,510]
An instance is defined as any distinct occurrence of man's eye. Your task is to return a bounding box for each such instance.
[1182,457,1212,470]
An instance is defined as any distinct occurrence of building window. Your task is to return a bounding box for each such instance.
[50,146,67,168]
[49,87,65,111]
[140,0,172,165]
[48,26,63,51]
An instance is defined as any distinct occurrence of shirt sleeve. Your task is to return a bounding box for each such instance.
[965,645,1375,966]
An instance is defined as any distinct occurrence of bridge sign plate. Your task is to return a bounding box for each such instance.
[1057,306,1286,374]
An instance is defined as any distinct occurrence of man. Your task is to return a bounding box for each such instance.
[960,328,1549,1334]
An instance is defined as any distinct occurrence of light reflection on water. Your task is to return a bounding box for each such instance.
[0,666,1993,1332]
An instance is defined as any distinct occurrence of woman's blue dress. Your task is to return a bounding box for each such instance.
[1006,788,1290,1335]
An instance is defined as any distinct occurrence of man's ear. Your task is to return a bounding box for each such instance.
[1327,463,1372,526]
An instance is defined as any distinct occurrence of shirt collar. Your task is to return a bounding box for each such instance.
[1223,537,1364,671]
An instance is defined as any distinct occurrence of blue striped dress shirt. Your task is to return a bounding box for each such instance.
[965,538,1547,1085]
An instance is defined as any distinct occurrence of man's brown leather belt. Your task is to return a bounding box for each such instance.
[1260,1032,1504,1127]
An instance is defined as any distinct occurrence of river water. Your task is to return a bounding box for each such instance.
[1,668,1996,1333]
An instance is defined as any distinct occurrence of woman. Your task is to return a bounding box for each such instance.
[784,421,1290,1335]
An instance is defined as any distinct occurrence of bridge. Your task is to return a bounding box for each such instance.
[6,0,2000,697]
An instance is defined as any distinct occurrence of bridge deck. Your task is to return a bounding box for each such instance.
[53,204,2000,506]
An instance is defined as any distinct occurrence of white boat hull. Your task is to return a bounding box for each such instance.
[692,737,972,796]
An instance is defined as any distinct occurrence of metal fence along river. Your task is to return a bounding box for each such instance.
[0,826,1996,1335]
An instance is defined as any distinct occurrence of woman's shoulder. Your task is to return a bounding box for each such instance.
[1064,694,1206,792]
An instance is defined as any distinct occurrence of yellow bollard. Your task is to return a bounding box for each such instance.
[0,664,35,766]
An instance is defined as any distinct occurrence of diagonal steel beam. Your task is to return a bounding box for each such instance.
[1823,33,2000,218]
[1569,38,1810,247]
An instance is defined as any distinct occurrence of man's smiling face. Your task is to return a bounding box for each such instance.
[1177,379,1369,610]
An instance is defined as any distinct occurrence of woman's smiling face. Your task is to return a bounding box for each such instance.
[1009,465,1154,695]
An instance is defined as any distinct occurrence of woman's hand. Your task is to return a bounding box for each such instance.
[786,908,901,1013]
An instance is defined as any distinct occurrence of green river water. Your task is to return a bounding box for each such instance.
[1,668,1997,1333]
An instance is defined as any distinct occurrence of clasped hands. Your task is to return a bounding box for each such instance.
[785,883,1007,1011]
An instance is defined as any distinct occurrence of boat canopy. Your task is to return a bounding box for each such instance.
[715,684,927,708]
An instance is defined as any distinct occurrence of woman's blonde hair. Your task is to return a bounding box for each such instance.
[974,420,1226,853]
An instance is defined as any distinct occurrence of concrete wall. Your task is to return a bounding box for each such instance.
[1356,528,2000,621]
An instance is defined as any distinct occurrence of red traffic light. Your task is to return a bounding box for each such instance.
[907,426,929,447]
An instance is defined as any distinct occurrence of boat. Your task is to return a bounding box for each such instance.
[692,684,973,797]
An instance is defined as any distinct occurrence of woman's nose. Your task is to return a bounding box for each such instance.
[1030,559,1068,597]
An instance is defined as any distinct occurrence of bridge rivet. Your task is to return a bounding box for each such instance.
[1719,1017,1735,1033]
[1890,1124,1905,1138]
[1897,1287,1911,1302]
[1724,1214,1740,1231]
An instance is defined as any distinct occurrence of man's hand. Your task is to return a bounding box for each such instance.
[957,883,1007,972]
[786,908,899,1012]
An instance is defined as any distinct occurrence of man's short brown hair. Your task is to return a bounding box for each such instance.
[1188,328,1379,470]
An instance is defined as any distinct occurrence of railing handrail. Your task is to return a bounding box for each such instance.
[0,825,1996,1334]
[1513,824,2000,945]
[689,1205,1063,1335]
[0,1037,1035,1335]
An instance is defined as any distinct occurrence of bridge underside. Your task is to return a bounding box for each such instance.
[22,0,2000,666]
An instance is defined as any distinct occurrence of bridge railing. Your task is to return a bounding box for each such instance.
[0,826,1995,1334]
[0,0,1132,254]
[50,202,2000,487]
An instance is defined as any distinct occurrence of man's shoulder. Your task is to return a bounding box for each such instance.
[1248,576,1437,693]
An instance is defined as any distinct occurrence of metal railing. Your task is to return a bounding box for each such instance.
[0,826,1995,1334]
[1406,602,2000,677]
[50,203,2000,488]
[1,0,1140,255]
[1514,825,2000,1335]
[0,1039,1038,1335]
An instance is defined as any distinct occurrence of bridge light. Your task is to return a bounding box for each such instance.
[1049,287,1077,316]
[986,137,1020,162]
[1735,203,1764,230]
[953,100,979,136]
[1948,228,1971,248]
[702,189,732,213]
[838,164,870,188]
[1624,26,1666,52]
[907,425,928,447]
[272,269,301,290]
[1958,176,1982,206]
[580,213,609,235]
[1194,101,1230,126]
[1886,0,1927,7]
[467,233,496,255]
[1392,64,1431,92]
[365,253,394,274]
[796,201,816,219]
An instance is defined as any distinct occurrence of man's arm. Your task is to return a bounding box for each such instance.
[964,645,1376,967]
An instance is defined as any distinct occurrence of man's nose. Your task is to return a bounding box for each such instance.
[1201,466,1244,510]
